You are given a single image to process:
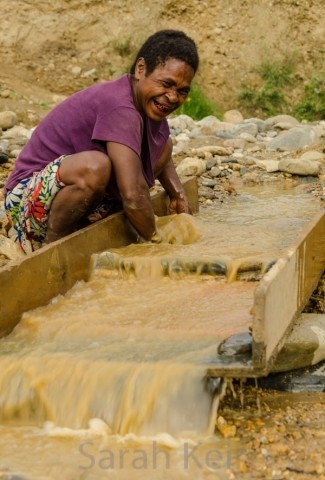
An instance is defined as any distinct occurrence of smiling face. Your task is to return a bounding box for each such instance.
[131,58,195,121]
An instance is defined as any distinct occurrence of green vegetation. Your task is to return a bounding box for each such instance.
[256,59,295,88]
[239,58,295,116]
[238,55,324,120]
[112,37,132,57]
[37,101,51,110]
[295,75,325,121]
[8,91,24,101]
[175,83,220,120]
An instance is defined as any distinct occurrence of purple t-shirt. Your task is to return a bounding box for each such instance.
[5,74,170,199]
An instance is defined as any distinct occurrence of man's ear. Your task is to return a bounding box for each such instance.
[134,57,146,80]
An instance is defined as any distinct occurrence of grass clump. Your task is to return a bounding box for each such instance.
[239,84,285,117]
[257,59,295,88]
[113,37,132,57]
[239,58,295,116]
[175,83,220,120]
[295,75,325,121]
[37,101,51,110]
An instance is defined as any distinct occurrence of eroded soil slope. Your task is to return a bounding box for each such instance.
[0,0,324,125]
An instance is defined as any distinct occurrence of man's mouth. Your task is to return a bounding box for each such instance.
[153,99,173,114]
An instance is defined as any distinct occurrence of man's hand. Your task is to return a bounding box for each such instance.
[136,229,163,244]
[169,195,191,215]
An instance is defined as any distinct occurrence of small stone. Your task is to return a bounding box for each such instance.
[256,160,280,172]
[218,424,237,438]
[192,145,233,156]
[228,122,258,137]
[175,133,190,142]
[201,178,217,187]
[0,235,25,260]
[270,443,290,455]
[300,150,325,162]
[9,149,22,158]
[218,332,252,356]
[223,138,246,149]
[291,431,302,440]
[206,157,220,169]
[0,111,17,130]
[0,89,11,98]
[264,114,300,129]
[2,126,31,139]
[223,109,244,123]
[82,68,97,78]
[239,460,249,473]
[0,152,9,165]
[70,65,82,76]
[210,166,221,177]
[239,132,256,142]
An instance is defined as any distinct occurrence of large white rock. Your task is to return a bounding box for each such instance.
[267,126,320,151]
[176,157,207,176]
[278,158,320,176]
[273,314,325,372]
[223,109,244,124]
[264,114,300,129]
[0,235,25,260]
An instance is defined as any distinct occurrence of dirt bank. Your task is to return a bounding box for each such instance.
[0,0,324,125]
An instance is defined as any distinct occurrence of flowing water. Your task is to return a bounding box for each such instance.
[0,184,322,479]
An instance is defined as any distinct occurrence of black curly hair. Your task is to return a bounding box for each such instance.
[130,29,199,75]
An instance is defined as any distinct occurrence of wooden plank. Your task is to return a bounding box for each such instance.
[0,177,198,336]
[252,210,325,373]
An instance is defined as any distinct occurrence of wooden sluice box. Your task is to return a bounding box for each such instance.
[0,177,324,378]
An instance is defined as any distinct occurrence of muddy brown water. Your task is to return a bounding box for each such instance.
[0,184,322,479]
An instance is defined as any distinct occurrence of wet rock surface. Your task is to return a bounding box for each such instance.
[216,314,325,380]
[257,361,325,393]
[217,332,253,357]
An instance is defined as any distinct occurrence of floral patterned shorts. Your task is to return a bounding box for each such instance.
[5,155,122,253]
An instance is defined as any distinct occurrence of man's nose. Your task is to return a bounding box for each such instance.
[165,89,179,103]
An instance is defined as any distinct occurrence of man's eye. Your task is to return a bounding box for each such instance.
[179,90,189,97]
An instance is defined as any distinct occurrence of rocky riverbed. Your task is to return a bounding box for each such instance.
[1,109,324,221]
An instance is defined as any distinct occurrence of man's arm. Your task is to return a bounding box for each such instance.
[106,141,156,240]
[156,138,191,215]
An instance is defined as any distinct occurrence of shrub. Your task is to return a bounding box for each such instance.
[295,75,325,121]
[239,58,295,116]
[113,37,132,57]
[175,83,220,120]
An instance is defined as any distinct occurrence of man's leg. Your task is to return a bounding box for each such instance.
[45,151,111,243]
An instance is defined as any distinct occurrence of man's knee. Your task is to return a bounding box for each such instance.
[60,151,111,192]
[84,151,111,188]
